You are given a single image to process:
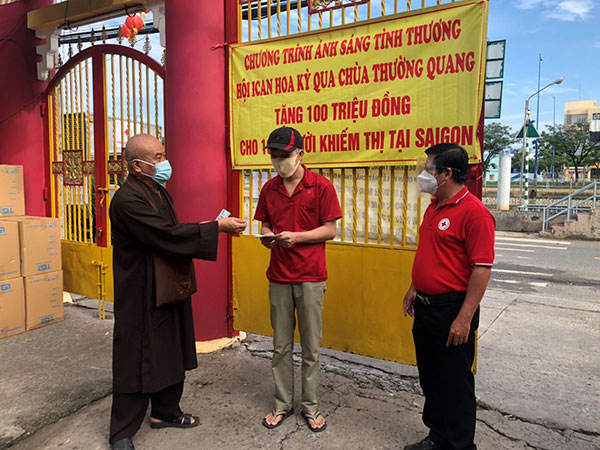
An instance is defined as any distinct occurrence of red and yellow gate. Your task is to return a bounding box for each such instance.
[230,0,487,365]
[44,43,165,317]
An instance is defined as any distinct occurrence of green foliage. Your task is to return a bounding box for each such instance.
[483,123,516,174]
[539,122,600,180]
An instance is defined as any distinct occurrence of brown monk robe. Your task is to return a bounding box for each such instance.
[108,134,246,450]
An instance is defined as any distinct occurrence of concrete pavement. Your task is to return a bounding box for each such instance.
[1,285,599,449]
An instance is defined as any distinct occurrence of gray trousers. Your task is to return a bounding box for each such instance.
[269,281,326,413]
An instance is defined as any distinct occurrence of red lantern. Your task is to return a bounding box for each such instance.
[125,16,136,30]
[125,15,144,34]
[120,24,131,39]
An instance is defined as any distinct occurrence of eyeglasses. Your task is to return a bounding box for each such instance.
[425,164,461,175]
[425,164,437,174]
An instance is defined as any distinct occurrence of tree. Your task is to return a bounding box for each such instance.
[536,142,565,176]
[539,122,600,181]
[483,123,516,177]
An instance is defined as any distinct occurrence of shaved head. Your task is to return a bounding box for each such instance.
[125,134,166,179]
[125,134,163,162]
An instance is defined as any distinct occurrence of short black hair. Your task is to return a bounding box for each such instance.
[424,143,468,183]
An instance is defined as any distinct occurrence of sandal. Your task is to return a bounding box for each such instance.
[262,408,294,429]
[110,437,135,450]
[150,413,199,429]
[303,411,327,432]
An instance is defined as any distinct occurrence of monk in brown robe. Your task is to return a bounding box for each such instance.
[108,134,246,450]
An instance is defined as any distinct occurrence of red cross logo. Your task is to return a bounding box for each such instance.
[438,218,450,231]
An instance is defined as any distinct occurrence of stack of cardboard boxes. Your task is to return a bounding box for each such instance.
[0,165,63,339]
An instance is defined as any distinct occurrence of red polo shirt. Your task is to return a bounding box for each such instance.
[412,186,495,296]
[254,166,342,283]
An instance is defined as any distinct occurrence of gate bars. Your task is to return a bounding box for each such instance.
[236,0,459,247]
[47,45,165,246]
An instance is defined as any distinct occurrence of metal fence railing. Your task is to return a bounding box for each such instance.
[541,182,599,233]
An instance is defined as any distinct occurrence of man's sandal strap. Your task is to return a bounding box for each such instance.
[272,409,291,418]
[304,411,322,420]
[179,413,194,424]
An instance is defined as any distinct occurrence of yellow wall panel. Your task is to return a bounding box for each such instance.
[62,241,103,299]
[233,236,272,337]
[61,241,114,303]
[233,236,417,365]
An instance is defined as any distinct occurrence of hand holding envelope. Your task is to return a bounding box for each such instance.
[258,231,298,248]
[258,232,281,249]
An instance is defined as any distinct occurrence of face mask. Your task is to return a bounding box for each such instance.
[135,159,172,185]
[272,153,300,179]
[417,170,439,195]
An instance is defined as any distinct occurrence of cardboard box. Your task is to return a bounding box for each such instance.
[0,165,25,217]
[4,216,61,277]
[0,220,20,281]
[24,271,64,330]
[0,277,25,338]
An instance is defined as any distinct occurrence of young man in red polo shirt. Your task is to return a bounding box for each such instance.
[403,143,495,450]
[254,126,342,433]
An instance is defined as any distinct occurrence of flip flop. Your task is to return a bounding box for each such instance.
[303,411,327,432]
[150,413,199,429]
[262,408,294,429]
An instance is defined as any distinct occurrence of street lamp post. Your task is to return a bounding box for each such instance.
[519,77,564,207]
[552,96,556,180]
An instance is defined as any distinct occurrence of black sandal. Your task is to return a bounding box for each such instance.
[110,437,135,450]
[150,413,199,429]
[262,408,294,429]
[303,411,327,432]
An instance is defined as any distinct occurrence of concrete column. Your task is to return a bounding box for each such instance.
[165,0,230,340]
[0,0,53,216]
[497,150,511,211]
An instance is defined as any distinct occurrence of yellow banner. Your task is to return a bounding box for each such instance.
[229,0,489,168]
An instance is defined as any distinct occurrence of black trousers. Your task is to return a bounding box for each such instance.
[412,297,479,450]
[109,381,184,443]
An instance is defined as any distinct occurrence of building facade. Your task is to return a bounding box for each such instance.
[564,100,600,126]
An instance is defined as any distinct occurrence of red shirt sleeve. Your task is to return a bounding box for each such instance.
[318,178,342,224]
[465,213,496,266]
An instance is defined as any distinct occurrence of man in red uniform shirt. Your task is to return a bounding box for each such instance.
[403,143,495,450]
[254,127,342,432]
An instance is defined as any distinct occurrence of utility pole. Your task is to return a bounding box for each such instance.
[534,53,542,186]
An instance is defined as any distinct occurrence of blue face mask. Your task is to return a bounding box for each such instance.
[136,159,172,185]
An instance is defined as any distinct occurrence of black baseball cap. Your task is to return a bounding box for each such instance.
[265,127,303,152]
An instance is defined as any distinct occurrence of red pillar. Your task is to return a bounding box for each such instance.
[0,0,53,217]
[166,0,231,340]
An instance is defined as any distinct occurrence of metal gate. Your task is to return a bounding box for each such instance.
[44,43,165,318]
[231,0,481,365]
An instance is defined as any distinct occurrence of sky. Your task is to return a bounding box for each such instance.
[57,0,600,137]
[487,0,600,134]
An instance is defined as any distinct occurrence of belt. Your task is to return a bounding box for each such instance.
[416,291,466,306]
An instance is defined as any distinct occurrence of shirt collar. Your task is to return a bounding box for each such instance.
[300,165,316,187]
[430,186,469,209]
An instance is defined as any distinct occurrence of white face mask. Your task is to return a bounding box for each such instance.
[417,170,439,195]
[272,153,300,179]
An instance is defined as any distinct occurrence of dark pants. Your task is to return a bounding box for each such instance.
[412,296,479,450]
[109,381,184,443]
